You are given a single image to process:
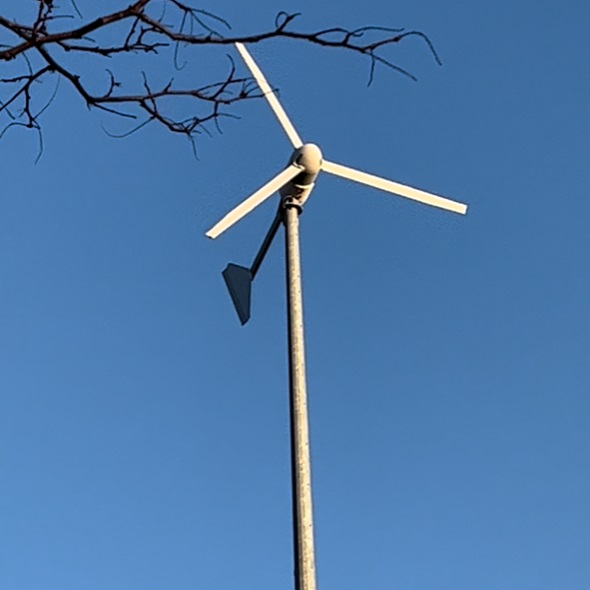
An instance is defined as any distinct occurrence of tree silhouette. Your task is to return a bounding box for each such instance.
[0,1,440,156]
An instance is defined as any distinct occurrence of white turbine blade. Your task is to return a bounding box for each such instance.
[235,42,303,148]
[206,164,301,239]
[322,160,468,215]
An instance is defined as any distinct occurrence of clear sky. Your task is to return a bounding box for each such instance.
[1,1,588,589]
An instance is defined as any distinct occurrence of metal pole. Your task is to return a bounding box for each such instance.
[283,200,317,590]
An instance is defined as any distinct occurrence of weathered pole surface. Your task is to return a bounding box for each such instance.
[283,200,317,590]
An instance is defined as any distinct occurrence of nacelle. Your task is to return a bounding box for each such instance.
[280,143,323,203]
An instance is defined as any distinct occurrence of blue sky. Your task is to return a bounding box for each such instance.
[1,1,588,589]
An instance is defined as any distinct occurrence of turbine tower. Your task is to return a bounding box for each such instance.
[206,42,468,590]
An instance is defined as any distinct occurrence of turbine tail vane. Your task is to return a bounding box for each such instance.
[235,42,303,149]
[321,160,468,215]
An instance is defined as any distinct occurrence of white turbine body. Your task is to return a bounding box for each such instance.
[205,42,467,240]
[206,43,470,590]
[280,143,323,205]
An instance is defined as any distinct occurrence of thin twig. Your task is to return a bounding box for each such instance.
[0,3,441,158]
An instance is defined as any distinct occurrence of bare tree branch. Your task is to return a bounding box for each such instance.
[0,2,441,157]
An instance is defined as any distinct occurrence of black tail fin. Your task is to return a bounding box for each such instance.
[222,264,253,325]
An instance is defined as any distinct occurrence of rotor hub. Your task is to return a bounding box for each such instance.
[292,143,323,175]
[280,143,323,206]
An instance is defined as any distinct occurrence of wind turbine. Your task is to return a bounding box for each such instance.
[206,42,468,590]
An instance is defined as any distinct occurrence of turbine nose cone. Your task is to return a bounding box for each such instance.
[283,143,323,200]
[294,143,323,175]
